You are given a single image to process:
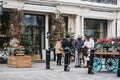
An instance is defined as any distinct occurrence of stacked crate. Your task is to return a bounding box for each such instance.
[8,56,32,68]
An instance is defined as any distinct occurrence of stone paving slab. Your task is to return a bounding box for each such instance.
[0,62,120,80]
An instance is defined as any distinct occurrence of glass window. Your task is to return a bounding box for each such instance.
[23,14,45,56]
[23,15,38,26]
[82,0,117,5]
[84,19,107,41]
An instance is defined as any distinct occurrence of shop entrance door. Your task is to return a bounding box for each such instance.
[25,25,45,58]
[23,15,45,59]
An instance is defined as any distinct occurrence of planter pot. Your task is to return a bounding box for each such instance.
[8,55,32,68]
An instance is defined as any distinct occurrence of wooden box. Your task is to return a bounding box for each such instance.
[32,54,41,60]
[8,56,32,68]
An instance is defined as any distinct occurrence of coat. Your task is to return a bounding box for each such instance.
[55,41,63,54]
[74,38,84,52]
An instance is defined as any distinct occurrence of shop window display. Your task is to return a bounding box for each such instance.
[84,18,107,41]
[0,12,10,49]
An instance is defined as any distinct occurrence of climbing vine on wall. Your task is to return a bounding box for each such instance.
[9,9,24,40]
[49,13,66,47]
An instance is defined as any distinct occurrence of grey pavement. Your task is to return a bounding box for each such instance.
[0,61,120,80]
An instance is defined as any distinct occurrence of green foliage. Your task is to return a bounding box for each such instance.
[49,14,66,47]
[20,28,34,56]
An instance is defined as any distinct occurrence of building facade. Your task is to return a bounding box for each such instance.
[0,0,120,59]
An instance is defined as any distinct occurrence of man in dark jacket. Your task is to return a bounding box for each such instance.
[62,35,71,65]
[74,35,84,67]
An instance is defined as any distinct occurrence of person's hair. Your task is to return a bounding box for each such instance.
[66,34,70,38]
[78,35,82,38]
[58,38,61,41]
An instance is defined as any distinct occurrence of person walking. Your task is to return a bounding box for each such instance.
[55,39,63,66]
[74,35,84,68]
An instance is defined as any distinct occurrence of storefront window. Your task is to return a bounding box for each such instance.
[84,18,107,41]
[23,15,38,26]
[82,0,117,5]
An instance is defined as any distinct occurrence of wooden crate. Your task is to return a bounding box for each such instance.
[32,54,41,60]
[8,56,32,68]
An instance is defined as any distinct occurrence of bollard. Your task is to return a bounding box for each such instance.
[64,47,70,71]
[117,48,120,77]
[88,49,95,74]
[46,49,50,69]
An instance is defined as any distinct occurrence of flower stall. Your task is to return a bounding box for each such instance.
[96,38,119,52]
[89,37,120,73]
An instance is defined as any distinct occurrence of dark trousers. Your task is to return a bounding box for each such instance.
[57,54,62,65]
[68,53,71,65]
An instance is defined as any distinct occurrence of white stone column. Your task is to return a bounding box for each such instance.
[116,1,120,37]
[117,0,120,7]
[107,20,116,38]
[117,11,120,37]
[117,19,120,37]
[80,16,84,37]
[42,14,49,60]
[45,14,49,49]
[75,15,80,38]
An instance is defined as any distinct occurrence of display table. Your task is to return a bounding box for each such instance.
[8,55,32,68]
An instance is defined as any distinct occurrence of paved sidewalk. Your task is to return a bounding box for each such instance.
[0,61,119,80]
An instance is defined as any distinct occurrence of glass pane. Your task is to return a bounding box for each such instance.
[23,15,38,26]
[84,19,107,41]
[82,0,117,5]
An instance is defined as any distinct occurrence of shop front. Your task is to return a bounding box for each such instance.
[0,0,119,61]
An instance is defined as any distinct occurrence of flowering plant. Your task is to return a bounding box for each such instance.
[96,38,119,52]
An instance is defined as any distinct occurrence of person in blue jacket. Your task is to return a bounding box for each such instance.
[74,35,84,67]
